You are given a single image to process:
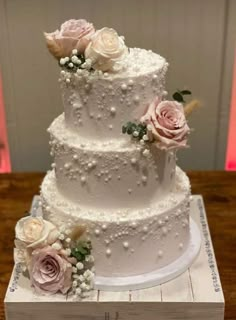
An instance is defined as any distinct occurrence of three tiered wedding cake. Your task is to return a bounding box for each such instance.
[14,19,200,297]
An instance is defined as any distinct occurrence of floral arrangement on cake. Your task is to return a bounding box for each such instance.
[14,216,94,298]
[122,90,200,150]
[44,19,128,73]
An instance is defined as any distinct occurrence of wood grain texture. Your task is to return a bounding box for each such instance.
[0,171,236,319]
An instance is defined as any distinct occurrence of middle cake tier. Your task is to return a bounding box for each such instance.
[49,114,176,210]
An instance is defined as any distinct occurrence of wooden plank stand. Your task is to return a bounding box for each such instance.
[4,196,225,320]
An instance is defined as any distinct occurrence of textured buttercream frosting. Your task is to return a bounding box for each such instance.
[41,38,192,279]
[60,48,168,140]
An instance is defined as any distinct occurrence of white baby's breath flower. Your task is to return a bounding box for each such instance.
[51,242,62,250]
[65,248,71,256]
[72,280,78,288]
[72,49,78,55]
[71,55,79,64]
[60,58,66,65]
[72,266,78,273]
[78,275,85,282]
[75,287,82,295]
[76,262,84,270]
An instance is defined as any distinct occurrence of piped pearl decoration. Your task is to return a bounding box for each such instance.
[106,248,112,256]
[123,241,129,249]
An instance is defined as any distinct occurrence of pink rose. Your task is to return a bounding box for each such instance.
[30,246,72,294]
[141,97,190,149]
[44,19,95,59]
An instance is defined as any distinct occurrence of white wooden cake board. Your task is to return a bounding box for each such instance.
[4,195,225,320]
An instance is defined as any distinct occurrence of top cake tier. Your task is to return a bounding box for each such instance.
[59,48,168,141]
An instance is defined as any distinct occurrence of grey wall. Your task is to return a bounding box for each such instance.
[0,0,235,171]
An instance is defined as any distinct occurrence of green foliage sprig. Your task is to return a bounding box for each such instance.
[71,241,92,262]
[122,121,147,140]
[172,89,192,103]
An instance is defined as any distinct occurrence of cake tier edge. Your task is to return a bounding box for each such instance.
[40,169,191,277]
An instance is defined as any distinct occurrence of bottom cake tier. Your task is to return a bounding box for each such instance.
[40,167,191,278]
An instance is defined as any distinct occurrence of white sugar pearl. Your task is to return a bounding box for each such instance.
[123,241,129,249]
[66,78,70,83]
[142,175,147,183]
[95,229,100,236]
[143,134,149,141]
[131,158,137,164]
[133,131,139,137]
[92,160,97,166]
[179,243,184,249]
[106,248,112,256]
[110,107,116,115]
[102,224,107,231]
[121,83,127,91]
[73,155,78,161]
[158,250,163,257]
[81,176,86,183]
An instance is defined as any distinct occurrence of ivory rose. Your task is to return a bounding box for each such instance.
[85,27,127,71]
[141,97,190,149]
[44,19,95,59]
[15,217,59,249]
[30,246,72,294]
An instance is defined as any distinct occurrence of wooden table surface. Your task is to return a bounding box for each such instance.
[0,171,236,319]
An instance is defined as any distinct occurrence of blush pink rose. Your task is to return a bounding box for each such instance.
[141,97,190,150]
[30,246,72,295]
[44,19,95,59]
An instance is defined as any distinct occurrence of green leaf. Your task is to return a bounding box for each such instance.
[127,126,133,135]
[172,92,184,103]
[180,90,192,95]
[122,125,127,134]
[71,241,92,262]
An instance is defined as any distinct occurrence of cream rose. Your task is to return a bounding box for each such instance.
[85,27,128,71]
[15,217,59,249]
[141,97,190,150]
[44,19,95,59]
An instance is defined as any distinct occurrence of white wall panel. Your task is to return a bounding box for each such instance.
[0,0,233,171]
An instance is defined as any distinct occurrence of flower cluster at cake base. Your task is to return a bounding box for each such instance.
[122,90,200,151]
[14,216,94,298]
[44,19,128,74]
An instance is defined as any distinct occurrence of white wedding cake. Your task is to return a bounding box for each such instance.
[13,19,200,297]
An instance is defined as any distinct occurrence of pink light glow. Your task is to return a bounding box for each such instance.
[226,52,236,171]
[0,74,11,173]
